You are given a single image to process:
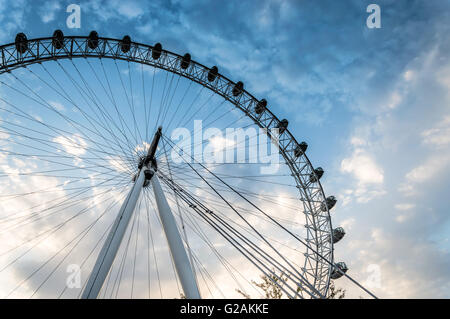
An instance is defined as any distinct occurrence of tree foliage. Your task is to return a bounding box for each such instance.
[237,269,345,299]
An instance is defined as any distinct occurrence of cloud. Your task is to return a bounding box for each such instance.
[395,203,415,211]
[338,228,450,298]
[39,1,61,23]
[49,101,65,112]
[85,0,146,22]
[53,134,88,158]
[0,0,29,42]
[341,149,384,185]
[421,116,450,147]
[387,91,402,109]
[395,204,416,223]
[0,0,450,299]
[399,115,450,195]
[340,218,355,231]
[406,155,450,184]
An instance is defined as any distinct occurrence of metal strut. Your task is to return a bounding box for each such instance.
[81,127,200,299]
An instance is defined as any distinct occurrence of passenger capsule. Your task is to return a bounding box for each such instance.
[232,81,244,97]
[88,31,99,50]
[152,43,162,59]
[294,142,308,157]
[180,53,191,69]
[330,262,348,279]
[321,196,337,212]
[52,30,64,49]
[309,167,324,183]
[207,66,218,82]
[121,35,131,53]
[276,119,289,134]
[15,33,28,54]
[331,227,346,243]
[255,99,267,114]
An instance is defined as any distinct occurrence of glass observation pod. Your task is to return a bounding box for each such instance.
[331,227,346,243]
[294,141,308,158]
[330,262,348,279]
[321,196,337,212]
[309,167,324,183]
[276,119,289,134]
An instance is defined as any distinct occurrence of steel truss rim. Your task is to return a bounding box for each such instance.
[0,34,334,297]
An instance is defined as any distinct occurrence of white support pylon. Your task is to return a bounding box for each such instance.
[81,165,147,299]
[150,169,201,299]
[81,127,200,299]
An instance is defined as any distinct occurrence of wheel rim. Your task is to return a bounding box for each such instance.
[0,33,334,298]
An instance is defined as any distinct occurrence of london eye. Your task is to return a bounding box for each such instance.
[0,30,375,299]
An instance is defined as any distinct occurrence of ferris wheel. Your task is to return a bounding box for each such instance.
[0,30,374,299]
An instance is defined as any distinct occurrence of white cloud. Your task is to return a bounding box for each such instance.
[405,154,450,184]
[39,1,60,23]
[0,0,29,42]
[395,204,416,223]
[108,155,131,173]
[395,203,415,211]
[350,137,367,147]
[339,218,355,231]
[399,114,450,196]
[53,134,88,158]
[116,2,144,19]
[421,116,450,147]
[49,101,65,112]
[136,22,154,35]
[341,149,384,185]
[387,91,402,109]
[86,0,145,21]
[403,70,415,81]
[437,65,450,89]
[399,153,450,196]
[208,135,236,152]
[396,213,412,223]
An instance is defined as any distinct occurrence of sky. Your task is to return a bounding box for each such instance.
[0,0,449,298]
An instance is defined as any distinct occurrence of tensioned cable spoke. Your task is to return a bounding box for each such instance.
[111,205,139,299]
[52,60,140,164]
[65,59,138,159]
[0,40,361,299]
[58,221,115,299]
[0,172,126,227]
[27,63,132,156]
[131,195,142,298]
[159,175,299,298]
[84,59,140,160]
[143,189,163,298]
[163,187,263,298]
[152,68,170,134]
[158,172,318,298]
[157,168,303,229]
[160,74,182,129]
[0,177,131,258]
[1,74,134,163]
[113,60,141,146]
[162,135,377,298]
[160,138,197,281]
[0,100,137,173]
[145,65,157,142]
[145,191,183,297]
[0,178,130,275]
[19,187,127,298]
